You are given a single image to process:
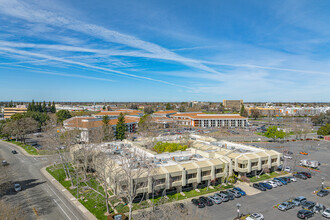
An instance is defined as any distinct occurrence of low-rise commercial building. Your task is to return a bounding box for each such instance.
[3,105,27,119]
[71,135,281,199]
[223,99,243,110]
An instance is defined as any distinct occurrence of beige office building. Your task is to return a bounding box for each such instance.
[223,99,243,110]
[4,106,27,119]
[71,135,282,198]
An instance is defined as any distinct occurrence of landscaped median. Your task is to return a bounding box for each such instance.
[249,171,288,183]
[46,164,235,218]
[3,140,49,155]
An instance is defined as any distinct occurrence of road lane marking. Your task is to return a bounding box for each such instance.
[53,199,72,220]
[46,184,79,220]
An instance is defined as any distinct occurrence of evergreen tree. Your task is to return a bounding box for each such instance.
[165,103,172,110]
[240,104,248,117]
[31,100,36,112]
[56,110,71,125]
[50,101,56,113]
[27,103,32,112]
[42,101,47,112]
[38,102,42,112]
[116,113,127,140]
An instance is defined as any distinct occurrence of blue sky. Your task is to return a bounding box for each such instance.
[0,0,329,102]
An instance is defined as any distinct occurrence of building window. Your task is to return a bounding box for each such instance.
[215,168,223,174]
[271,158,277,163]
[262,160,268,165]
[156,178,166,185]
[187,173,197,179]
[202,170,211,176]
[251,162,258,167]
[171,176,182,182]
[238,163,246,168]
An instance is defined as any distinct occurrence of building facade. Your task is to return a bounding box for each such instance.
[3,106,27,119]
[223,100,243,110]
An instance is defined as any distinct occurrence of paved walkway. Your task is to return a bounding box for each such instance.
[41,167,98,220]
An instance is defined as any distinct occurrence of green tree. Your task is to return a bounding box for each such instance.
[101,116,114,141]
[56,110,71,125]
[50,101,56,113]
[240,104,248,117]
[264,126,286,141]
[317,123,330,136]
[42,101,47,112]
[165,103,172,110]
[116,113,127,140]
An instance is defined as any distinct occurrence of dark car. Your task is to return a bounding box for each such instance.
[297,210,314,219]
[11,150,18,154]
[221,191,235,200]
[317,189,329,197]
[259,182,272,190]
[233,187,246,196]
[282,177,291,183]
[301,201,316,211]
[191,199,205,208]
[298,172,312,178]
[199,196,213,206]
[294,173,307,180]
[253,183,266,191]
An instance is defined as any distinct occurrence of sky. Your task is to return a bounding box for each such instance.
[0,0,329,102]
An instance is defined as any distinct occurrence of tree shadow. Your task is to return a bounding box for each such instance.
[0,179,46,197]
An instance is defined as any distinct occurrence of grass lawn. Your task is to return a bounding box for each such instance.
[46,165,110,220]
[249,172,287,183]
[4,140,44,155]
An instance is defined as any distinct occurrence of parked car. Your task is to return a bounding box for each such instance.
[282,177,291,183]
[284,166,291,172]
[221,191,235,200]
[11,150,18,154]
[274,177,287,185]
[2,160,8,166]
[259,182,272,189]
[301,201,316,211]
[294,173,307,180]
[208,195,222,204]
[298,172,312,178]
[14,183,21,192]
[273,179,283,186]
[266,180,277,188]
[215,192,229,202]
[313,203,326,213]
[245,213,264,220]
[227,189,241,198]
[288,176,297,182]
[278,201,295,211]
[233,187,246,196]
[297,210,314,219]
[292,196,307,206]
[317,189,329,197]
[322,208,330,218]
[283,155,292,159]
[199,196,213,206]
[191,199,205,208]
[253,183,266,191]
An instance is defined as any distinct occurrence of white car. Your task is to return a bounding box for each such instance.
[288,176,296,182]
[284,166,291,172]
[266,180,277,188]
[246,213,264,220]
[322,208,330,218]
[14,183,21,192]
[283,155,292,159]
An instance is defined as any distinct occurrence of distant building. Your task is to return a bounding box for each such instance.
[171,112,248,128]
[94,110,143,119]
[4,105,27,119]
[247,107,280,117]
[223,100,243,110]
[153,110,177,118]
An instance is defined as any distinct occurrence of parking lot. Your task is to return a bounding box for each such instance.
[186,140,330,220]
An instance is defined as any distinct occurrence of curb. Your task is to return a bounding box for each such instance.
[40,166,97,220]
[0,140,51,158]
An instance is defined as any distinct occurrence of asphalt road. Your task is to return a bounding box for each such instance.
[0,141,87,220]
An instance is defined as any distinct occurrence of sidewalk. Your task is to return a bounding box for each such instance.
[41,167,97,220]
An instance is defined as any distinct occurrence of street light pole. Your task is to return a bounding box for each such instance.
[236,203,241,219]
[322,177,325,189]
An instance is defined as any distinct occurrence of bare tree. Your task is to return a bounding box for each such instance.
[117,148,154,220]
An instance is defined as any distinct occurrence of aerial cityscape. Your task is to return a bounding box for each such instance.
[0,1,330,220]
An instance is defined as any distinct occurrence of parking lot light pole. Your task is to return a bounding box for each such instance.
[236,203,241,219]
[322,177,325,189]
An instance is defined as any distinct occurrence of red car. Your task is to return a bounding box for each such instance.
[298,172,311,178]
